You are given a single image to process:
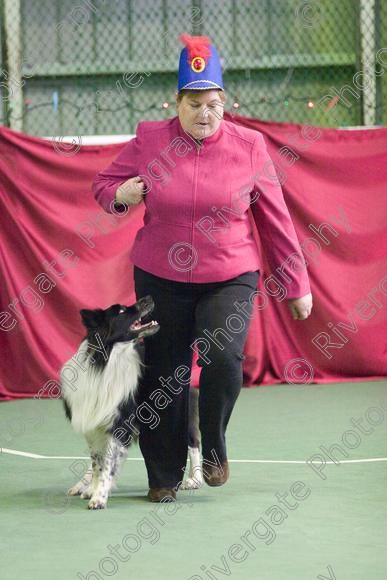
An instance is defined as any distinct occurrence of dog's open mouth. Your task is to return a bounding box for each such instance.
[130,296,160,339]
[129,319,158,332]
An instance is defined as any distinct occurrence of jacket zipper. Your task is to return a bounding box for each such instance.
[189,141,201,283]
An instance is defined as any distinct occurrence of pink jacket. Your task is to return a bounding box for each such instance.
[92,116,310,299]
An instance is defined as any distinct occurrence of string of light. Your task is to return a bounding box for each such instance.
[0,93,385,126]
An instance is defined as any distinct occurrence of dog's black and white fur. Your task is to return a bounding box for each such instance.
[61,296,202,509]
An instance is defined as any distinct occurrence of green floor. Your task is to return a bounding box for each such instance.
[1,381,386,580]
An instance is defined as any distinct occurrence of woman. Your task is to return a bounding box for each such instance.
[92,35,313,502]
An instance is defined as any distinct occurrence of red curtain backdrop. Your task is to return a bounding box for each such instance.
[0,114,386,400]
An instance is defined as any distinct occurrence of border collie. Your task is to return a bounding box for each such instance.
[60,296,202,510]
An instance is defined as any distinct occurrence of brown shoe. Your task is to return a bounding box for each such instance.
[203,460,229,487]
[147,487,176,502]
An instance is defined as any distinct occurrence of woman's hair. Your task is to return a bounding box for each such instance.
[176,89,226,104]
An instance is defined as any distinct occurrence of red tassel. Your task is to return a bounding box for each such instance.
[178,34,212,63]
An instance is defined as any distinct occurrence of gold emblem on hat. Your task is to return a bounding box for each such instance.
[191,56,206,73]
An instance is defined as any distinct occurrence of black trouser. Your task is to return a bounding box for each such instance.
[134,266,259,489]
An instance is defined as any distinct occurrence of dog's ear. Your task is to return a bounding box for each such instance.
[80,309,105,329]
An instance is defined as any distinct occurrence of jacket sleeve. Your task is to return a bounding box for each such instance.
[249,132,311,300]
[91,122,144,214]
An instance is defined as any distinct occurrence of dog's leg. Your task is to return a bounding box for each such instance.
[67,465,93,496]
[67,431,99,498]
[81,431,108,499]
[87,435,118,510]
[109,442,128,492]
[79,455,100,499]
[180,446,204,490]
[180,387,203,490]
[67,432,96,496]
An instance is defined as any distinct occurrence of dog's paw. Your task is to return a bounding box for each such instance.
[67,477,92,496]
[88,496,107,510]
[67,484,84,496]
[80,488,93,499]
[180,477,203,490]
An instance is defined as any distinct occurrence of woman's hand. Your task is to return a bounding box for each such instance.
[287,292,313,320]
[115,176,146,205]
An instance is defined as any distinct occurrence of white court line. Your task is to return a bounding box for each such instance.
[1,448,387,464]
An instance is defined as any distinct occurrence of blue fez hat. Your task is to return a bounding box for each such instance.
[177,34,224,91]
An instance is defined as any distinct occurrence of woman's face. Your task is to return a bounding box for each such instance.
[176,90,224,140]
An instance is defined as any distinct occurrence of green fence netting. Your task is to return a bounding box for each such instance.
[0,0,386,135]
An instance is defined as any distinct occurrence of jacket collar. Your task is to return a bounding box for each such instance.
[174,115,224,147]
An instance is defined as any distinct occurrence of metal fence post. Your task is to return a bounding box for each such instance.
[3,0,23,131]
